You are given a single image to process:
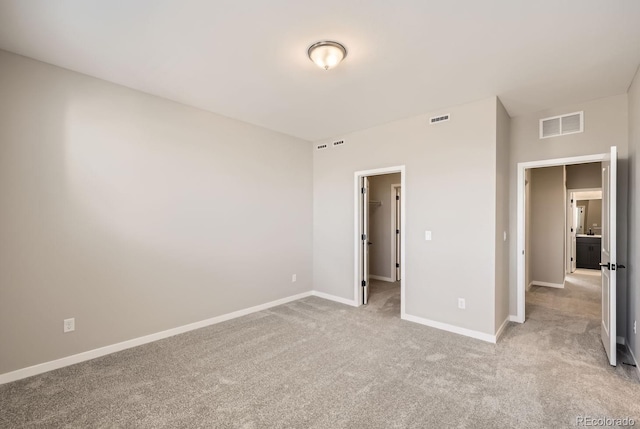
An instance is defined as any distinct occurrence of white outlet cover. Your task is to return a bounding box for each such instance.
[458,298,466,309]
[63,318,75,333]
[425,231,432,241]
[292,274,297,282]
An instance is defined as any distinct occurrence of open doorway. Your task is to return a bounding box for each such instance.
[567,188,602,273]
[354,166,405,315]
[515,147,618,366]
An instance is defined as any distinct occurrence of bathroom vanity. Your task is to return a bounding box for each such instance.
[576,235,601,270]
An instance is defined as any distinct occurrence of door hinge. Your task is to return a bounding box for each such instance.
[361,187,366,194]
[611,264,616,271]
[396,263,400,268]
[396,229,400,234]
[361,234,367,241]
[396,195,400,200]
[571,227,573,232]
[361,280,366,287]
[571,257,573,261]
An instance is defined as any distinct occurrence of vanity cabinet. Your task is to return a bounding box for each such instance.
[576,236,601,270]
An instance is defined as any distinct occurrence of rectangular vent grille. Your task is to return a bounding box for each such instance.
[430,114,450,124]
[540,111,583,139]
[333,140,345,147]
[316,144,328,151]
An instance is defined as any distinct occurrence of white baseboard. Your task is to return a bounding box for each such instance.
[616,336,625,345]
[401,313,497,344]
[495,317,510,341]
[311,290,358,307]
[509,315,523,323]
[0,291,313,385]
[628,344,640,381]
[531,280,564,289]
[368,275,395,283]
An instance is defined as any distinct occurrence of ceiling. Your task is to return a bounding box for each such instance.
[1,1,639,142]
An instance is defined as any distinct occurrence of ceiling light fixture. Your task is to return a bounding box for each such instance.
[308,41,347,70]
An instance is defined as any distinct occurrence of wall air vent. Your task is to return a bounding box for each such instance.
[316,143,328,150]
[333,140,345,147]
[429,114,450,124]
[539,111,583,139]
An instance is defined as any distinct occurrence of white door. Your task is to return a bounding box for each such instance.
[600,146,617,366]
[362,177,370,305]
[571,197,578,272]
[395,187,401,281]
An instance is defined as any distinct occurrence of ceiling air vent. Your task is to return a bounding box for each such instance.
[333,140,345,147]
[316,143,328,151]
[539,111,583,139]
[430,114,450,124]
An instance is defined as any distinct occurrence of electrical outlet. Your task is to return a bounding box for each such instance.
[458,298,466,310]
[292,274,297,282]
[634,320,637,335]
[63,318,75,333]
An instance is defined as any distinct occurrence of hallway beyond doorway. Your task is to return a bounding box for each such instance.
[527,270,601,319]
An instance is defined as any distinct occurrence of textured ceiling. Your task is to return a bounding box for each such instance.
[1,0,639,141]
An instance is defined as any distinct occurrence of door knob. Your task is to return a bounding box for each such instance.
[599,262,610,270]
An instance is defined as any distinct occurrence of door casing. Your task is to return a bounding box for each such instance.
[566,188,601,274]
[354,166,406,312]
[391,183,401,282]
[516,153,609,323]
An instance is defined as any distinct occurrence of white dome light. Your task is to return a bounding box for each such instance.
[308,41,347,70]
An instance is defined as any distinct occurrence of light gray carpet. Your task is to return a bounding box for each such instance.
[1,275,638,428]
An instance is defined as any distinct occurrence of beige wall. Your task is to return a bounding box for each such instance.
[0,51,313,375]
[368,173,401,280]
[566,162,602,189]
[529,167,565,285]
[509,94,629,336]
[313,97,499,335]
[627,65,640,359]
[495,99,510,328]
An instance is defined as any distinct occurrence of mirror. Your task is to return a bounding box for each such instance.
[575,199,602,235]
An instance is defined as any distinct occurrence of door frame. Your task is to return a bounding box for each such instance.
[391,183,401,282]
[354,166,406,312]
[565,187,602,274]
[515,153,607,323]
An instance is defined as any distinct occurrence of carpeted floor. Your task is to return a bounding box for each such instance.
[1,274,638,428]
